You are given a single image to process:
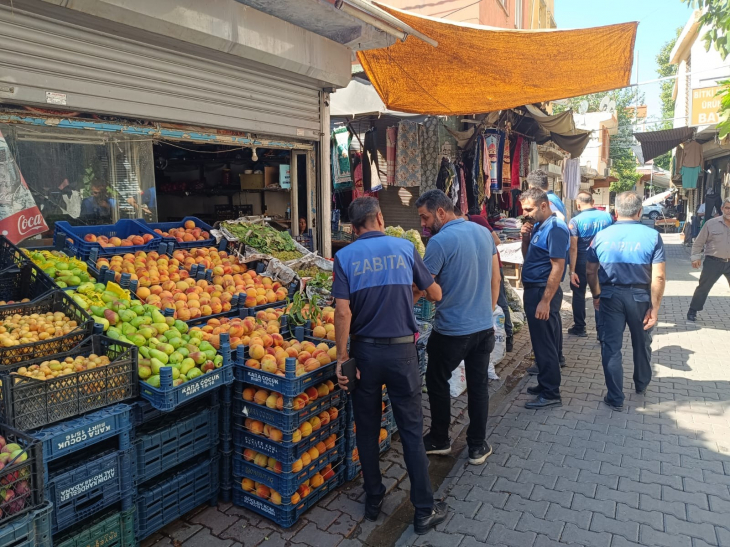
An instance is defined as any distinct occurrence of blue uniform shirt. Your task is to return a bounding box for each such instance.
[547,191,567,217]
[423,218,497,336]
[587,220,665,286]
[332,232,433,338]
[522,214,570,284]
[569,208,613,263]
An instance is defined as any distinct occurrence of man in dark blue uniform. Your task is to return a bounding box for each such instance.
[568,192,613,338]
[333,197,447,534]
[520,188,570,409]
[587,191,666,411]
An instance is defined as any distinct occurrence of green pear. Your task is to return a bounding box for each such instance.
[150,358,165,375]
[177,347,189,358]
[138,327,155,340]
[199,341,214,352]
[203,349,216,360]
[94,317,110,332]
[174,320,189,334]
[152,323,169,335]
[146,375,160,388]
[90,305,106,317]
[131,316,152,328]
[138,364,152,379]
[165,317,176,327]
[185,344,199,354]
[129,334,146,347]
[149,349,169,365]
[157,343,175,356]
[169,351,184,365]
[106,328,121,340]
[148,337,161,348]
[182,334,191,343]
[121,322,137,336]
[190,330,205,341]
[119,310,137,323]
[186,368,203,380]
[139,346,150,358]
[168,337,183,350]
[151,310,166,324]
[132,305,146,316]
[180,358,196,375]
[163,328,181,341]
[189,351,206,365]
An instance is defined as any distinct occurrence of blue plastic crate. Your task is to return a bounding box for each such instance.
[344,431,391,482]
[220,402,232,447]
[54,220,163,261]
[219,487,231,504]
[130,388,220,427]
[220,449,232,491]
[134,405,220,484]
[136,455,219,540]
[232,412,343,465]
[413,298,436,322]
[54,506,135,547]
[139,337,233,411]
[232,465,344,528]
[141,216,217,250]
[232,436,343,497]
[0,501,53,547]
[47,448,134,534]
[232,382,341,434]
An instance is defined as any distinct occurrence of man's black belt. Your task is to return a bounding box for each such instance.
[351,335,415,345]
[604,283,650,289]
[522,282,547,289]
[706,255,730,263]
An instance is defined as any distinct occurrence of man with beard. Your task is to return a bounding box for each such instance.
[416,190,501,465]
[520,188,570,409]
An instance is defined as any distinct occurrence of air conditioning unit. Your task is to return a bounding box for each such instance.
[604,168,611,177]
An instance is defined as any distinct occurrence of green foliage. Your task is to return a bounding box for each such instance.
[716,79,730,139]
[682,0,730,59]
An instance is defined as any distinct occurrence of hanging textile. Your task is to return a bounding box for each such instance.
[472,135,485,205]
[332,127,352,190]
[511,136,523,189]
[458,163,469,214]
[502,133,512,191]
[562,158,581,200]
[463,152,478,214]
[529,141,539,173]
[421,116,440,192]
[362,127,383,193]
[396,120,423,187]
[681,166,701,189]
[450,162,459,207]
[484,129,504,194]
[520,139,530,179]
[436,157,451,193]
[352,153,364,199]
[386,126,397,185]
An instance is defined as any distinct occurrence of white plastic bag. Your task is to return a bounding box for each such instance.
[448,361,467,397]
[489,306,506,380]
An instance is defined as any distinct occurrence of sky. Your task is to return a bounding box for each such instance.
[557,0,694,126]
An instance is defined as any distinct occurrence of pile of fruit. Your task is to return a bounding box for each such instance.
[221,221,304,262]
[242,380,339,412]
[94,251,190,285]
[22,249,92,288]
[384,226,426,257]
[0,435,31,519]
[14,354,112,380]
[190,312,281,352]
[240,462,337,506]
[0,311,80,347]
[0,299,30,306]
[81,233,156,248]
[170,248,247,276]
[242,434,337,475]
[283,293,335,339]
[243,337,337,377]
[66,282,130,311]
[243,406,337,444]
[152,219,211,243]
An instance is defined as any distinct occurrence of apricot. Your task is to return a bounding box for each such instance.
[254,453,268,467]
[242,387,256,401]
[291,429,302,443]
[253,389,269,405]
[316,384,330,398]
[245,358,261,369]
[318,411,330,426]
[301,452,312,466]
[307,446,320,460]
[290,492,301,505]
[269,428,283,442]
[310,473,324,488]
[255,484,270,499]
[270,490,282,505]
[291,458,303,473]
[309,416,321,431]
[243,448,256,461]
[324,434,336,450]
[249,344,265,360]
[249,420,264,435]
[298,484,311,498]
[242,478,255,492]
[328,407,339,421]
[265,393,278,409]
[312,326,326,339]
[315,441,327,455]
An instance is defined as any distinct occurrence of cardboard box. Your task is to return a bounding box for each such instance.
[240,173,264,190]
[279,165,291,189]
[264,166,278,188]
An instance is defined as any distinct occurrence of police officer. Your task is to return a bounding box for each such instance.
[333,197,448,534]
[568,192,613,338]
[586,191,666,411]
[520,188,570,409]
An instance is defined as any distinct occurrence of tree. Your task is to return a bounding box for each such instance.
[653,27,683,170]
[554,88,644,193]
[682,0,730,59]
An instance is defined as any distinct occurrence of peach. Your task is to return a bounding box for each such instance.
[297,352,312,365]
[245,359,260,369]
[243,448,256,461]
[255,484,270,499]
[249,344,266,360]
[265,393,278,409]
[270,490,282,505]
[324,434,336,450]
[290,492,301,505]
[309,416,321,431]
[242,387,256,401]
[316,384,329,398]
[307,446,319,460]
[253,389,269,405]
[310,473,324,488]
[254,453,268,467]
[291,458,303,473]
[304,387,318,401]
[268,428,283,442]
[299,422,312,438]
[249,420,264,435]
[241,477,255,492]
[312,326,327,339]
[297,484,311,498]
[318,411,330,426]
[301,452,311,466]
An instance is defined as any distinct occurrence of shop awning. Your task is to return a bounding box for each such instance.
[357,4,637,115]
[633,127,695,162]
[330,77,420,118]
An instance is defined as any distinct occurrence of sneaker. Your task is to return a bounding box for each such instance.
[526,365,539,375]
[526,384,543,396]
[423,432,451,455]
[525,395,562,409]
[506,335,514,352]
[414,501,449,535]
[567,327,587,337]
[687,309,697,321]
[602,396,624,412]
[468,443,493,465]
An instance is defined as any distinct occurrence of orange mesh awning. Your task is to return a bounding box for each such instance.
[357,4,637,116]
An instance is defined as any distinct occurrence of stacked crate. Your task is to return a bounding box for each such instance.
[343,389,394,482]
[220,383,233,503]
[229,327,345,528]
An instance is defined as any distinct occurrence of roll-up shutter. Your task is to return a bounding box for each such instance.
[0,6,321,141]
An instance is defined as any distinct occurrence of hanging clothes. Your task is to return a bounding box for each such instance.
[396,120,422,187]
[511,136,523,189]
[681,140,703,168]
[562,158,581,200]
[472,135,486,205]
[332,127,352,190]
[386,126,397,186]
[520,139,530,179]
[511,189,523,217]
[484,129,504,194]
[362,127,383,193]
[458,162,469,214]
[352,153,364,199]
[502,133,512,191]
[463,152,478,214]
[681,166,701,189]
[529,141,539,173]
[436,157,451,193]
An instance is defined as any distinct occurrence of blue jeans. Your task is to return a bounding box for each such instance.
[599,287,653,406]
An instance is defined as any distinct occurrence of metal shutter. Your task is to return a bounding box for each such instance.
[0,6,321,140]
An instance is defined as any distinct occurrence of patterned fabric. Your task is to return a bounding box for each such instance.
[511,136,523,189]
[521,138,530,178]
[396,120,423,187]
[484,130,503,193]
[352,153,364,199]
[502,133,512,191]
[332,127,352,190]
[458,163,468,214]
[529,141,539,173]
[386,126,397,185]
[421,116,441,192]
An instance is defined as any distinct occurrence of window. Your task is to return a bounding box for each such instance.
[515,0,523,28]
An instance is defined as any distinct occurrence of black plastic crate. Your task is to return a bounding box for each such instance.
[0,262,56,306]
[0,336,138,431]
[0,235,29,270]
[0,423,46,527]
[0,290,94,366]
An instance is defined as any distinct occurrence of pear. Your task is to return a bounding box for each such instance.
[150,358,165,375]
[180,358,196,376]
[174,320,189,334]
[149,349,169,365]
[186,368,203,380]
[146,375,161,388]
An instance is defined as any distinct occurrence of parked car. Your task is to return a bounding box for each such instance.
[642,203,666,220]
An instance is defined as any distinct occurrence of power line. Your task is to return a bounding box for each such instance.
[442,0,482,18]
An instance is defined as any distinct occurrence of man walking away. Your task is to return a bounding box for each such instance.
[454,206,514,352]
[527,169,567,221]
[568,192,613,338]
[417,190,500,465]
[333,197,448,534]
[586,191,666,412]
[687,198,730,321]
[519,188,569,409]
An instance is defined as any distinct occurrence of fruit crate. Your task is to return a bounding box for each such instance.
[134,404,220,484]
[345,408,393,445]
[220,448,232,490]
[141,216,217,250]
[0,335,138,431]
[136,454,219,540]
[0,423,46,527]
[232,380,342,433]
[30,404,133,479]
[0,501,53,547]
[344,431,392,482]
[232,436,343,497]
[0,235,29,270]
[220,401,232,449]
[47,448,134,534]
[138,334,233,411]
[54,220,163,261]
[232,464,344,528]
[413,298,436,322]
[54,506,135,547]
[232,412,343,466]
[0,262,57,307]
[130,388,221,427]
[0,290,94,367]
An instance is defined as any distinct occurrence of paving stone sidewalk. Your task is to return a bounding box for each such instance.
[396,234,730,547]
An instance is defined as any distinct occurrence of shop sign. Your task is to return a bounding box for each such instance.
[691,86,722,126]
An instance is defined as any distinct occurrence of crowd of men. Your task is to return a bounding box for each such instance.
[331,171,730,534]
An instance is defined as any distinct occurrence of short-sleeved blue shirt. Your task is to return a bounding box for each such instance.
[587,220,665,286]
[423,218,497,336]
[547,191,567,217]
[332,232,433,338]
[522,214,570,284]
[569,208,613,263]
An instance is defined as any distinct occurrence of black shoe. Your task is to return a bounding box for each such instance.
[525,395,562,409]
[526,365,539,375]
[560,356,566,368]
[423,432,451,455]
[506,336,514,352]
[687,309,697,321]
[527,385,543,396]
[414,501,449,535]
[635,387,647,395]
[603,396,624,412]
[364,496,384,522]
[468,443,493,465]
[568,327,587,337]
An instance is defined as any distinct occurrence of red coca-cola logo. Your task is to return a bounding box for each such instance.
[18,213,44,235]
